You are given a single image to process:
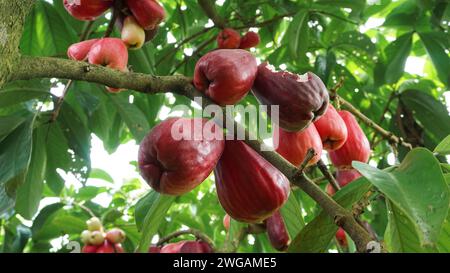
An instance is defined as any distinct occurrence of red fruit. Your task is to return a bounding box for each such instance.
[326,184,335,196]
[328,111,370,168]
[265,211,290,251]
[239,31,260,49]
[223,214,231,231]
[252,62,329,132]
[217,28,241,49]
[160,241,213,253]
[148,245,161,253]
[138,118,225,195]
[336,169,362,188]
[274,124,323,167]
[81,245,99,253]
[314,104,348,151]
[105,228,126,244]
[121,16,146,50]
[335,227,348,248]
[126,0,165,30]
[114,244,125,253]
[214,140,290,223]
[96,241,116,253]
[63,0,112,21]
[87,38,129,93]
[193,49,257,106]
[67,39,99,61]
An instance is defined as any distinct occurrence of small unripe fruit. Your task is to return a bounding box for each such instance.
[80,230,92,244]
[223,214,231,231]
[89,230,105,246]
[86,217,103,231]
[121,16,146,50]
[105,228,126,244]
[217,28,241,49]
[239,31,260,49]
[335,227,348,248]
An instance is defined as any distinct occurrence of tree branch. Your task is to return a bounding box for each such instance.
[317,159,340,192]
[198,0,226,29]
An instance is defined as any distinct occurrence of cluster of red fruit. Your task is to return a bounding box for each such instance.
[64,0,165,92]
[149,241,213,253]
[217,28,260,49]
[80,217,126,253]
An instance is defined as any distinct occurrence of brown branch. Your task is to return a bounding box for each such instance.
[369,90,398,147]
[317,159,340,192]
[156,228,215,251]
[198,0,226,28]
[104,0,122,38]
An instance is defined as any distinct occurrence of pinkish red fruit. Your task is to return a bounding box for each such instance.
[314,104,348,151]
[63,0,112,21]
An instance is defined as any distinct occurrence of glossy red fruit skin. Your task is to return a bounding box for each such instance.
[214,140,290,223]
[223,214,231,231]
[114,244,124,253]
[265,211,290,251]
[328,111,370,168]
[326,169,362,195]
[239,31,260,49]
[274,124,323,167]
[63,0,112,21]
[126,0,165,30]
[88,38,128,92]
[67,39,99,61]
[96,241,116,253]
[314,104,348,151]
[252,62,329,132]
[81,245,99,253]
[160,241,213,253]
[193,49,258,106]
[148,245,161,253]
[335,227,348,248]
[217,28,241,49]
[105,228,126,244]
[138,118,225,195]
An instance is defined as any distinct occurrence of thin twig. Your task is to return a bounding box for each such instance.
[170,36,216,75]
[156,228,215,251]
[317,159,341,192]
[104,0,121,38]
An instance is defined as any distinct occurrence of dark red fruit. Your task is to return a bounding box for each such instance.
[214,140,290,223]
[138,118,225,195]
[96,241,116,253]
[265,211,290,251]
[160,241,213,253]
[148,245,161,253]
[67,39,99,61]
[217,28,241,49]
[126,0,165,30]
[328,111,370,168]
[81,245,99,253]
[335,227,348,248]
[314,104,348,151]
[63,0,112,21]
[193,49,258,106]
[274,124,323,167]
[239,31,260,49]
[252,62,329,132]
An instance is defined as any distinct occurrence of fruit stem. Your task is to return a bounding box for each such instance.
[317,159,341,192]
[156,228,215,251]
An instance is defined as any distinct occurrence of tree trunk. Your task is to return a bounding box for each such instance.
[0,0,34,89]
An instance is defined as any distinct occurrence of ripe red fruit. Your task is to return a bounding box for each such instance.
[87,38,129,93]
[63,0,112,21]
[252,62,329,132]
[328,111,370,168]
[193,49,257,106]
[314,104,348,151]
[138,118,225,195]
[326,169,362,195]
[217,28,241,49]
[105,228,126,244]
[81,244,99,253]
[126,0,165,30]
[335,227,348,248]
[214,140,290,223]
[160,241,213,253]
[114,244,125,253]
[265,211,290,251]
[96,241,116,253]
[274,124,323,167]
[148,245,161,253]
[67,39,99,61]
[239,31,260,49]
[121,16,146,50]
[223,214,231,231]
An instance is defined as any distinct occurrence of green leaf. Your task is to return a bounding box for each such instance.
[0,87,49,108]
[288,178,372,253]
[383,0,421,28]
[89,168,114,183]
[2,224,31,253]
[419,32,450,86]
[0,114,28,143]
[384,32,413,84]
[135,191,175,252]
[434,135,450,155]
[286,9,309,60]
[15,128,47,220]
[280,192,304,239]
[75,186,103,201]
[31,203,64,240]
[353,148,449,248]
[437,210,450,252]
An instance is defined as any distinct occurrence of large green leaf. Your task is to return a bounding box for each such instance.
[135,191,175,252]
[15,128,47,220]
[384,32,413,84]
[434,135,450,155]
[288,178,372,253]
[419,32,450,86]
[286,9,309,60]
[0,87,49,108]
[353,148,449,248]
[280,191,304,239]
